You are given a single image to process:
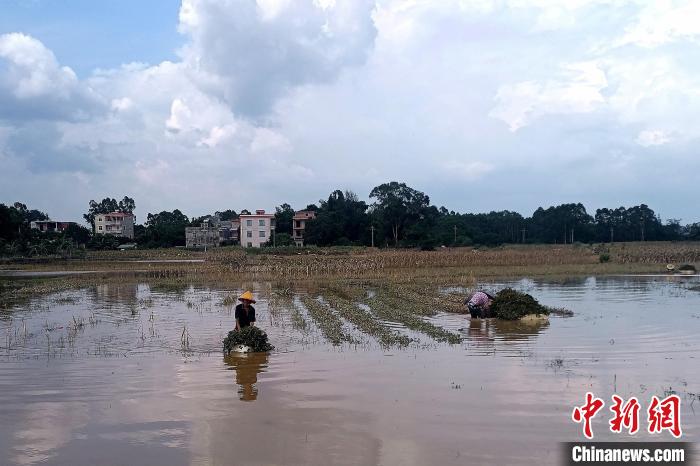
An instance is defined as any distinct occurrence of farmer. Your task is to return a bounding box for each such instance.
[235,291,257,331]
[465,290,495,318]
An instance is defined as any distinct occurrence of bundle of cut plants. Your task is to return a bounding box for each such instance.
[490,288,550,321]
[678,264,697,275]
[223,326,274,353]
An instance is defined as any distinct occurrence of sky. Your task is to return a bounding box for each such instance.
[1,0,699,225]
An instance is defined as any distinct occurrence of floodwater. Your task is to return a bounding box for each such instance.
[0,276,698,465]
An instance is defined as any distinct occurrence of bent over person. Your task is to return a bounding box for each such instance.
[235,291,257,331]
[465,291,494,318]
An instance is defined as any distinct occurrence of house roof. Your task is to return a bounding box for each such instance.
[239,213,275,218]
[293,210,316,219]
[101,212,134,217]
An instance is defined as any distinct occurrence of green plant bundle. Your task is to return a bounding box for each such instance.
[678,264,696,272]
[223,326,274,353]
[491,288,550,320]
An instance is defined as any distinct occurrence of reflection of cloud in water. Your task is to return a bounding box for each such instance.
[224,352,269,401]
[11,401,89,465]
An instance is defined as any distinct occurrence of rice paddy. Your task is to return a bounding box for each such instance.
[1,257,700,465]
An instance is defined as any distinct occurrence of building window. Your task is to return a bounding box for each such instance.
[247,231,252,238]
[259,219,265,226]
[246,220,252,227]
[247,242,253,247]
[98,226,102,231]
[259,231,266,238]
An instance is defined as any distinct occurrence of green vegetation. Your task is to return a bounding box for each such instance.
[4,179,700,257]
[323,292,412,347]
[300,295,356,345]
[223,326,274,353]
[491,288,550,320]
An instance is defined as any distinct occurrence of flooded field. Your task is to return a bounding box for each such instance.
[1,275,698,465]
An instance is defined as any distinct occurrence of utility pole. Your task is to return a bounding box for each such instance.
[610,226,614,243]
[370,225,375,248]
[453,225,457,245]
[571,227,574,244]
[521,228,526,243]
[272,225,276,247]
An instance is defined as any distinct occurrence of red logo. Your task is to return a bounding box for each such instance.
[572,392,605,439]
[571,393,682,439]
[648,395,682,438]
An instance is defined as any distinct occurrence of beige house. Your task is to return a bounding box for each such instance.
[292,210,316,246]
[239,210,275,248]
[95,212,135,239]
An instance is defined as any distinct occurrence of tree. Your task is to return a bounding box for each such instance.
[274,203,295,235]
[63,224,91,245]
[139,210,189,248]
[118,196,135,214]
[369,182,430,246]
[215,209,238,221]
[529,203,593,243]
[304,190,370,246]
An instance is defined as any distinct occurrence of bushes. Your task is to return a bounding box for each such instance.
[223,326,274,353]
[491,288,550,320]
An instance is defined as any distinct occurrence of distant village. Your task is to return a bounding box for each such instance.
[30,209,316,249]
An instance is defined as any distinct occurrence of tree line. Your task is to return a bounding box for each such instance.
[1,182,699,254]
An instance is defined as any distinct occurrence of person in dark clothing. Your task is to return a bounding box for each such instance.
[235,290,257,331]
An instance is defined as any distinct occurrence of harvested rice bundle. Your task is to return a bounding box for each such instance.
[491,288,550,321]
[223,326,274,353]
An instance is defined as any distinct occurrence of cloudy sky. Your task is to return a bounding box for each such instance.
[1,0,698,225]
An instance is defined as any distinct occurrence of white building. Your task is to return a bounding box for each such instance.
[239,210,275,248]
[95,212,135,239]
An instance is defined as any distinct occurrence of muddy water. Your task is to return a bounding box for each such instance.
[0,276,698,465]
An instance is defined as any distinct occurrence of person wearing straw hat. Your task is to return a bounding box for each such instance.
[235,291,257,331]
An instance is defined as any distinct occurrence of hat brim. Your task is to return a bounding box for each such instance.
[238,297,256,304]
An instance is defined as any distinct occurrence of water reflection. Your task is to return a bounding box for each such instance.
[466,317,550,344]
[224,352,269,401]
[93,283,139,304]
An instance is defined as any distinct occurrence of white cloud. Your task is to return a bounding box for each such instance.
[176,0,377,116]
[616,0,700,48]
[490,61,607,131]
[3,1,700,222]
[636,130,672,147]
[0,33,78,99]
[110,97,133,112]
[0,33,103,120]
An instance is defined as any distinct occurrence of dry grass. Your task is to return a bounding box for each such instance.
[2,243,697,311]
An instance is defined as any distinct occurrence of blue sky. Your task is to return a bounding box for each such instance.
[0,0,182,76]
[1,1,699,225]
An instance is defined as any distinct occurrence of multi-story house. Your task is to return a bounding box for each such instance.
[30,220,76,233]
[239,210,275,248]
[94,212,135,239]
[185,215,240,249]
[292,210,316,246]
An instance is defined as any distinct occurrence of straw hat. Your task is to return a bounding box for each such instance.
[238,291,256,303]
